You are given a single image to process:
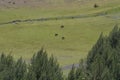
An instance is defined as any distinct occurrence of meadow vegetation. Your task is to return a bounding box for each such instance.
[0,26,120,80]
[0,0,120,68]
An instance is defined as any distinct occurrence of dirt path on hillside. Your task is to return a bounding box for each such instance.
[1,12,119,26]
[0,12,107,26]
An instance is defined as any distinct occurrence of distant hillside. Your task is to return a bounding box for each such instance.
[0,0,119,8]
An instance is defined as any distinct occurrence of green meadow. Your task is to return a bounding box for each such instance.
[0,0,120,67]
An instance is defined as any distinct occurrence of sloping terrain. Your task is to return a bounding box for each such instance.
[0,0,120,71]
[0,0,119,8]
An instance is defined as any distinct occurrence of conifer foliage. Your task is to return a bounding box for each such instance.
[27,49,63,80]
[0,25,120,80]
[67,25,120,80]
[0,49,63,80]
[67,65,76,80]
[0,54,15,80]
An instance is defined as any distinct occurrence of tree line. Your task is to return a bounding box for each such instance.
[0,25,120,80]
[0,49,63,80]
[68,25,120,80]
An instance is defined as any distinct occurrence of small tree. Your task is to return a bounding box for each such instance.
[27,48,63,80]
[0,54,15,80]
[14,57,27,80]
[68,65,76,80]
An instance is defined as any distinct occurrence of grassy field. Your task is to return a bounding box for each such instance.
[0,16,119,66]
[0,0,120,68]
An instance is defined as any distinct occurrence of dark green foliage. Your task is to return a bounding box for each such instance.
[86,34,112,80]
[89,25,120,80]
[27,49,63,80]
[29,49,49,80]
[14,57,27,80]
[87,33,105,68]
[48,55,63,80]
[67,65,76,80]
[109,25,120,48]
[0,25,120,80]
[67,60,87,80]
[75,60,87,80]
[0,54,27,80]
[26,65,36,80]
[0,54,15,80]
[67,25,120,80]
[0,49,63,80]
[86,25,120,80]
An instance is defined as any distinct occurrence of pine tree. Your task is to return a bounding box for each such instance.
[14,57,27,80]
[109,25,120,48]
[86,33,105,68]
[101,67,115,80]
[28,48,63,80]
[108,25,120,80]
[67,65,76,80]
[86,25,120,80]
[30,49,48,80]
[75,60,86,80]
[0,54,15,80]
[26,65,36,80]
[48,55,63,80]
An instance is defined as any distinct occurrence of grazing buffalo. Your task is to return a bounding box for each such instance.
[62,37,65,40]
[94,4,99,8]
[61,25,64,28]
[55,33,58,36]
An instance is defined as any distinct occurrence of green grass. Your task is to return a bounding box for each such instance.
[0,0,120,23]
[0,0,120,67]
[0,16,119,66]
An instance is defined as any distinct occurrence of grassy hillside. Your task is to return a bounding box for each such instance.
[0,0,120,68]
[0,0,120,23]
[0,17,119,66]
